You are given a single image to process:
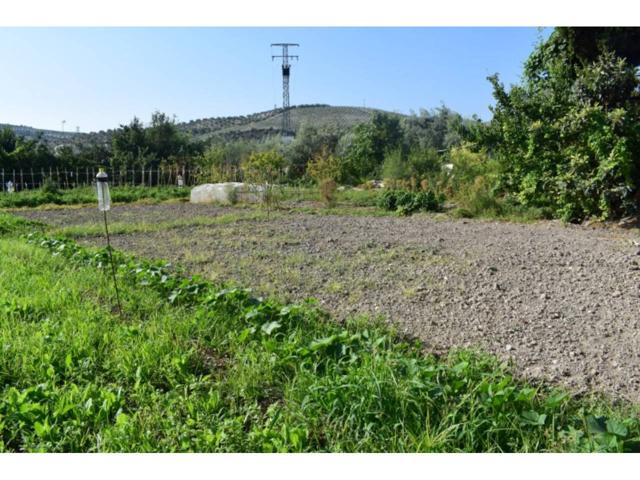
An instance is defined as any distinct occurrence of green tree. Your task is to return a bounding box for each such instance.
[285,123,342,178]
[343,112,403,183]
[306,146,344,207]
[144,112,189,163]
[241,150,286,216]
[477,28,640,221]
[111,117,148,169]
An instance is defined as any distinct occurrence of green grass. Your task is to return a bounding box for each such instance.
[278,185,381,207]
[1,182,551,225]
[1,213,640,452]
[0,212,45,236]
[281,184,549,223]
[0,186,189,209]
[450,204,552,223]
[54,211,276,239]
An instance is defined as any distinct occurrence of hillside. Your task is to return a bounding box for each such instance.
[179,104,400,141]
[0,123,81,144]
[1,105,403,147]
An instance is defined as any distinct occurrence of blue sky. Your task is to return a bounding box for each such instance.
[0,27,548,132]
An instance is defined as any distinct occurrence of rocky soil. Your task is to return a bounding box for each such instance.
[15,203,640,401]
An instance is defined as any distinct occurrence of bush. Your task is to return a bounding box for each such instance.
[381,149,408,181]
[478,35,640,222]
[41,177,61,195]
[319,179,338,208]
[454,176,504,217]
[241,150,286,215]
[307,147,344,208]
[0,186,189,209]
[377,189,443,216]
[378,190,398,211]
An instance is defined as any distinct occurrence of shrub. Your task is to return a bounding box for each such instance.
[319,179,337,208]
[307,147,344,208]
[241,150,286,215]
[378,190,398,211]
[381,148,408,181]
[478,37,640,221]
[41,177,61,195]
[377,189,443,216]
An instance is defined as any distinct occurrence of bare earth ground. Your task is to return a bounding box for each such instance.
[15,203,640,402]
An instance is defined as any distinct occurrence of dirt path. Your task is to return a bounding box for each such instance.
[15,203,640,401]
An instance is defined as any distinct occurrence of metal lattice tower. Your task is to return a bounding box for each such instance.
[271,43,299,134]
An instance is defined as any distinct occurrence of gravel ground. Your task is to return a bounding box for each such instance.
[14,203,640,401]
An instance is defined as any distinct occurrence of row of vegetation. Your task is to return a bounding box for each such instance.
[0,212,638,452]
[0,107,468,181]
[0,183,188,209]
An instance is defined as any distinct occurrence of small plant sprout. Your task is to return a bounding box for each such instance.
[96,168,123,317]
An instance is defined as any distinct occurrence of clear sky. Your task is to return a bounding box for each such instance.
[0,27,548,132]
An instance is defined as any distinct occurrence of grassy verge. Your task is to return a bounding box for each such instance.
[0,186,189,209]
[279,186,382,208]
[1,214,640,452]
[281,185,549,222]
[53,211,276,239]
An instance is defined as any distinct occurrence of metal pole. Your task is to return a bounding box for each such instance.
[103,210,123,317]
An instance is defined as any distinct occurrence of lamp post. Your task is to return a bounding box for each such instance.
[96,168,123,317]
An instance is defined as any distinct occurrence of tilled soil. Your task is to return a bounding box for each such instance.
[15,203,640,401]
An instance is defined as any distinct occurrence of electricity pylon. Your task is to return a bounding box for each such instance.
[271,43,299,135]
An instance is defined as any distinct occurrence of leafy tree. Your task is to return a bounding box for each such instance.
[0,128,17,155]
[241,150,286,216]
[403,106,468,152]
[477,28,640,221]
[111,112,198,171]
[381,146,442,186]
[381,148,408,181]
[306,146,344,207]
[144,112,189,163]
[111,117,147,168]
[343,112,403,183]
[0,128,57,171]
[285,123,342,178]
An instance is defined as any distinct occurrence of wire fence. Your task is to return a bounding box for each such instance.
[0,166,208,192]
[0,164,307,193]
